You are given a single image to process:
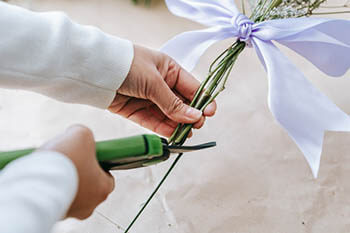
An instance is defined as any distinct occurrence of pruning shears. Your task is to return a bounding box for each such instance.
[0,134,216,171]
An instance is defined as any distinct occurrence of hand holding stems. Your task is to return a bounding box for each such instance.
[40,125,115,220]
[108,45,218,232]
[122,42,245,233]
[108,45,217,138]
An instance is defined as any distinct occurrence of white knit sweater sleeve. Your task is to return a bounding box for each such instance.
[0,2,134,108]
[0,151,78,233]
[0,2,133,232]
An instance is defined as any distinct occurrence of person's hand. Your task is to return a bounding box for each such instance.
[40,125,115,220]
[108,45,217,138]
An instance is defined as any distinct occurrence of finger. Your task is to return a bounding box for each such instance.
[166,62,217,116]
[96,171,115,204]
[127,107,177,137]
[165,61,200,101]
[174,86,216,119]
[41,124,95,156]
[113,97,179,137]
[109,95,179,130]
[150,77,202,124]
[203,102,217,117]
[107,94,130,113]
[116,99,153,118]
[67,124,94,140]
[108,95,152,117]
[156,125,178,138]
[104,172,115,195]
[174,86,216,118]
[188,130,193,138]
[193,116,206,129]
[148,106,179,128]
[75,209,94,220]
[117,99,178,130]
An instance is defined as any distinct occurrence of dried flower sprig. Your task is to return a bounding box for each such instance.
[265,0,326,19]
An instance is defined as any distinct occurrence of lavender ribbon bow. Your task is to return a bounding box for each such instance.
[161,0,350,177]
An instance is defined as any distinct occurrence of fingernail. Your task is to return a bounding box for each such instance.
[185,107,202,119]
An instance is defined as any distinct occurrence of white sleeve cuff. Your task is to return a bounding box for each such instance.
[0,151,78,233]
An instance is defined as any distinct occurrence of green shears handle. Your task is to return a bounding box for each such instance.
[0,134,167,171]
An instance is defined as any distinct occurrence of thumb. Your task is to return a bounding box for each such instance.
[150,80,202,123]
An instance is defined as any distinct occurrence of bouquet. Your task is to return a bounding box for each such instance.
[124,0,350,232]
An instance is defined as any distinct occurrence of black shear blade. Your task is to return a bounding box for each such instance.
[167,141,216,154]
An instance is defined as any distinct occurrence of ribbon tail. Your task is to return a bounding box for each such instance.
[160,27,233,71]
[254,18,350,77]
[276,20,350,77]
[252,38,350,178]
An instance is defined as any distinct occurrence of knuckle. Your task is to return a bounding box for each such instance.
[167,59,179,74]
[99,189,110,202]
[194,116,205,129]
[158,51,171,65]
[99,178,114,202]
[159,51,168,59]
[71,125,94,141]
[166,97,184,116]
[76,209,94,220]
[167,58,177,69]
[144,78,155,100]
[146,75,163,100]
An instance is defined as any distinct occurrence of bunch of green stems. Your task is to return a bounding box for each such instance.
[169,41,246,145]
[124,41,245,233]
[123,42,245,233]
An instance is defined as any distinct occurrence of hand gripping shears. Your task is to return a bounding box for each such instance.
[0,134,216,171]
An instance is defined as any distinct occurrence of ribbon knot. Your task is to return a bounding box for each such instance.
[232,13,254,47]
